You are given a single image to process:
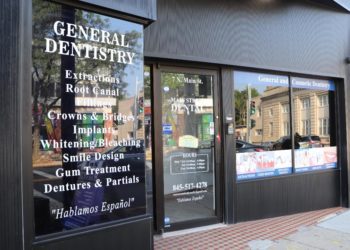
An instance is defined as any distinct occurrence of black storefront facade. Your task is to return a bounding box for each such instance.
[1,0,350,249]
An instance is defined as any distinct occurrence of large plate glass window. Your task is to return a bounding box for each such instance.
[161,71,217,228]
[32,0,145,236]
[291,77,337,172]
[234,71,292,180]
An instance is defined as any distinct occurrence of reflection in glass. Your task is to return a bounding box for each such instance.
[234,71,292,181]
[161,72,216,227]
[144,65,153,215]
[291,77,337,172]
[234,72,338,181]
[32,0,145,236]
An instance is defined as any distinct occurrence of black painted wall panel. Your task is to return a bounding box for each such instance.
[346,57,350,208]
[0,0,27,249]
[33,217,153,250]
[145,0,349,78]
[221,69,235,223]
[0,1,22,249]
[236,171,341,222]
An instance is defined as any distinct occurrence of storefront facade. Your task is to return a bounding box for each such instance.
[1,0,350,249]
[145,0,350,233]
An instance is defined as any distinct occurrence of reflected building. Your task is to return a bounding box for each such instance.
[249,87,330,146]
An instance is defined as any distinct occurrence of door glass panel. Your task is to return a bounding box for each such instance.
[161,71,216,228]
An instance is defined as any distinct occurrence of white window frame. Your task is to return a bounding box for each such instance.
[283,121,290,136]
[269,122,273,137]
[318,95,328,107]
[302,119,311,135]
[282,103,289,113]
[301,98,310,109]
[319,118,329,136]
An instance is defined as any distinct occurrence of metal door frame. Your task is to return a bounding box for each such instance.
[149,62,224,233]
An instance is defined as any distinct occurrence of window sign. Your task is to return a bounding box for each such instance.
[234,71,292,180]
[291,77,335,91]
[234,71,289,87]
[32,0,145,236]
[291,77,337,173]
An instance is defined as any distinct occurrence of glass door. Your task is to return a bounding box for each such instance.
[160,68,221,231]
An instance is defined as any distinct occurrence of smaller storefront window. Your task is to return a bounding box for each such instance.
[234,71,338,181]
[292,77,337,173]
[234,71,292,180]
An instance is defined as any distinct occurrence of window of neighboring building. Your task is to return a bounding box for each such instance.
[318,95,328,107]
[301,119,311,135]
[319,118,329,136]
[283,121,290,136]
[257,107,261,117]
[282,103,289,113]
[269,108,273,116]
[269,122,273,137]
[301,98,310,109]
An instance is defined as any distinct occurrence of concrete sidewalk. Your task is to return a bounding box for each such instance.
[249,210,350,250]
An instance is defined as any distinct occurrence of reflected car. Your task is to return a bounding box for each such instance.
[236,140,266,152]
[261,141,274,151]
[272,136,291,150]
[299,135,322,148]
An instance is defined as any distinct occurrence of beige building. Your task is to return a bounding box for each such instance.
[249,87,330,146]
